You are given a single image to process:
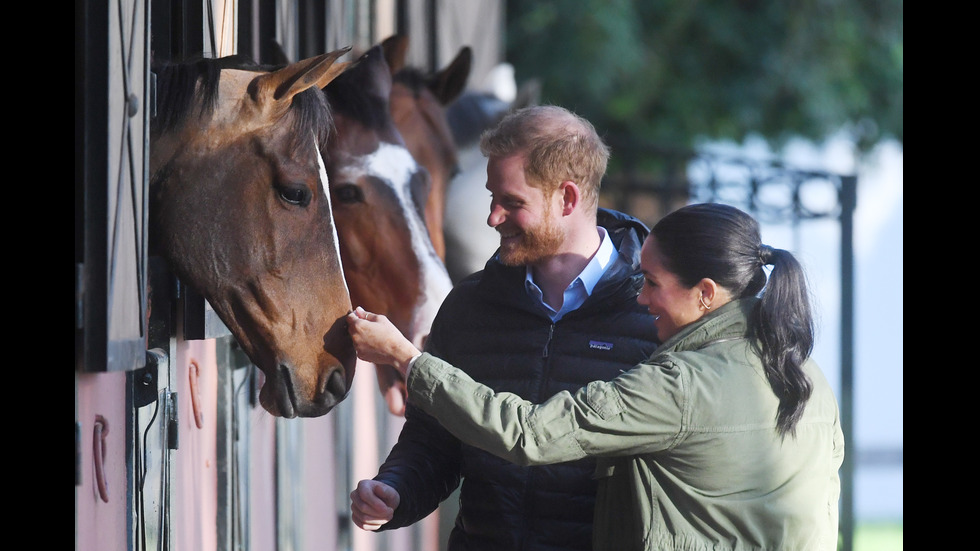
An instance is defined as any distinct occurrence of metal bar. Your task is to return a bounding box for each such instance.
[427,0,437,70]
[838,174,857,551]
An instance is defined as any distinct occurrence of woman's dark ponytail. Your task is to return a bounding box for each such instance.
[754,246,814,438]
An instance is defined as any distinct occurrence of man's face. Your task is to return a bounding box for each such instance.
[485,154,565,266]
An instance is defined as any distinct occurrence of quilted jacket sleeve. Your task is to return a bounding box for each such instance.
[373,402,463,530]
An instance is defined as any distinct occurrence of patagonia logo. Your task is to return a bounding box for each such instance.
[589,340,614,351]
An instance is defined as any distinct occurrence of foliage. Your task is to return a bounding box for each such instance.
[505,0,903,156]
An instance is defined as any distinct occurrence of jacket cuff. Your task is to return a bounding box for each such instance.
[406,352,447,407]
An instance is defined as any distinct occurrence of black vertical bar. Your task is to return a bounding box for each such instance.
[150,0,173,63]
[257,0,278,64]
[238,0,277,64]
[298,0,325,60]
[368,0,377,45]
[150,0,203,62]
[76,421,82,485]
[396,0,408,35]
[183,0,205,58]
[839,174,857,551]
[77,0,110,372]
[427,0,438,71]
[205,0,216,56]
[170,0,187,60]
[238,0,255,61]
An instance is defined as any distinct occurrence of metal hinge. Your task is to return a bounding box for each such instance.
[134,349,168,408]
[75,421,82,486]
[76,262,84,330]
[166,391,179,450]
[149,71,156,119]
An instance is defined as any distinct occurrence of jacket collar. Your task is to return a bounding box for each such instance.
[653,297,758,357]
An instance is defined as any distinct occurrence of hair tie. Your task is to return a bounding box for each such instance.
[759,244,775,266]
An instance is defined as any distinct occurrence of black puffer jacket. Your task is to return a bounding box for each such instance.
[375,209,660,551]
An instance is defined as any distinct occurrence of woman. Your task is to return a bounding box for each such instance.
[348,203,843,550]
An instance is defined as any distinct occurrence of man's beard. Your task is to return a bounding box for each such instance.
[498,213,565,266]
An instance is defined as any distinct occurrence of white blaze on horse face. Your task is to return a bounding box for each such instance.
[315,134,351,299]
[365,142,453,345]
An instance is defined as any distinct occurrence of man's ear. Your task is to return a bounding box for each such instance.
[558,180,580,216]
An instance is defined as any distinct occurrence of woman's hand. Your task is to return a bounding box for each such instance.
[347,307,421,378]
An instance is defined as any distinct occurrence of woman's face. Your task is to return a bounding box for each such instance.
[637,236,705,341]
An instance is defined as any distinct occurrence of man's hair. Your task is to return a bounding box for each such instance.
[479,105,609,210]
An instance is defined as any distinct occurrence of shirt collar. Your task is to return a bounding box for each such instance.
[576,226,616,295]
[524,226,617,319]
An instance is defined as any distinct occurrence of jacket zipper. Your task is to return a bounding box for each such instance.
[542,324,554,358]
[520,322,556,550]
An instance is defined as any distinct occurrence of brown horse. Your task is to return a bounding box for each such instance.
[322,45,454,416]
[381,34,472,261]
[149,50,357,418]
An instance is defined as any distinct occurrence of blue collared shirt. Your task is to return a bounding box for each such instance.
[525,226,618,322]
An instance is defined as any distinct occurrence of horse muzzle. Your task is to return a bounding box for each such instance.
[258,359,354,418]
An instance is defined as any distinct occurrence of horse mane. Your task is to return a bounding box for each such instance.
[391,67,429,98]
[323,65,390,131]
[152,55,333,147]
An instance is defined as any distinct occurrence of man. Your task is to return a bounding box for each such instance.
[349,105,659,550]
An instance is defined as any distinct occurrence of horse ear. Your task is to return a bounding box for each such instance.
[381,34,409,74]
[254,46,353,104]
[333,45,393,102]
[430,46,472,106]
[513,78,542,109]
[311,58,352,90]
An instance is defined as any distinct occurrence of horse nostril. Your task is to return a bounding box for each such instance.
[325,369,346,398]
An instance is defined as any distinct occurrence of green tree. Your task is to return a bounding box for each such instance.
[505,0,902,157]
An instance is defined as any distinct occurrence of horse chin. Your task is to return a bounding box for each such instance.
[258,383,297,419]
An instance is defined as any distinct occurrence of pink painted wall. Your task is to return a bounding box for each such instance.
[173,339,218,551]
[249,396,278,550]
[301,414,339,549]
[75,344,442,551]
[76,371,130,551]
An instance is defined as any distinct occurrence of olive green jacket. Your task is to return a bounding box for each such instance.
[407,298,843,551]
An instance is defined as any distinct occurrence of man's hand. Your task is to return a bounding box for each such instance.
[350,479,401,531]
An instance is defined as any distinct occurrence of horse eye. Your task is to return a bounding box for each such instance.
[276,184,312,206]
[334,183,365,204]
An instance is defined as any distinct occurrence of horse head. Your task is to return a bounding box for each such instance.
[382,34,471,261]
[149,49,357,418]
[323,45,454,416]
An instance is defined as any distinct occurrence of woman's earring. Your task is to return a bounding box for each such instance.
[699,295,711,310]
